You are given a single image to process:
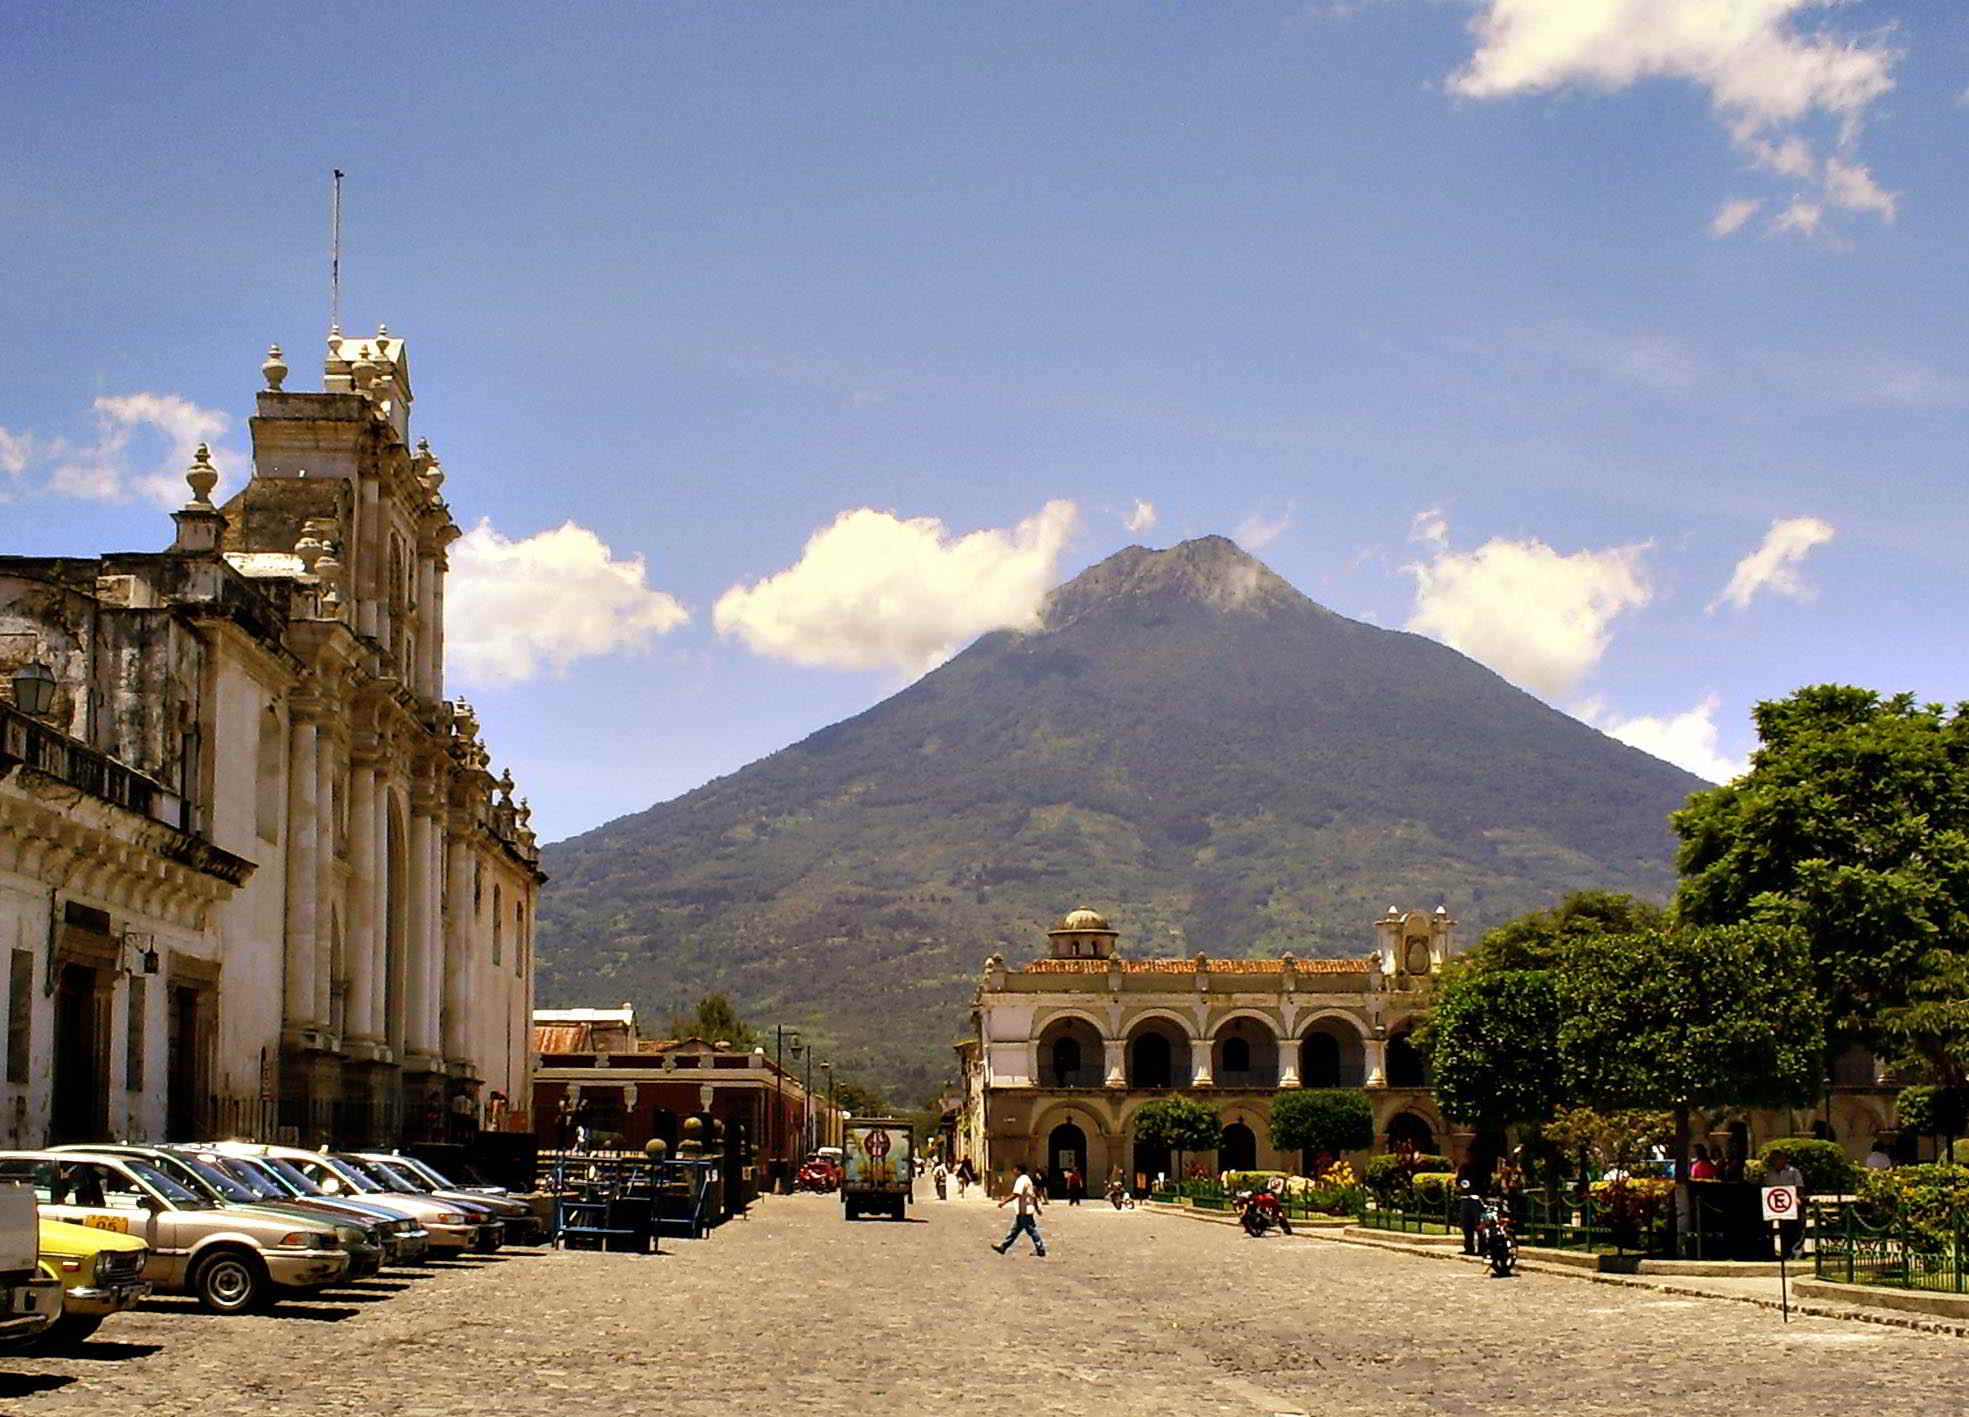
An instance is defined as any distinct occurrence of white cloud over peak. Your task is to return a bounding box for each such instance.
[1709,514,1835,612]
[446,519,689,684]
[1125,499,1159,535]
[1591,693,1747,783]
[1235,502,1294,550]
[1405,513,1653,699]
[713,500,1079,676]
[1709,196,1763,237]
[0,428,32,479]
[1448,1,1901,235]
[43,393,233,506]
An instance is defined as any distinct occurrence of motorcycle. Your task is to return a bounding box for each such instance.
[1105,1179,1136,1210]
[1237,1183,1294,1237]
[1477,1197,1517,1277]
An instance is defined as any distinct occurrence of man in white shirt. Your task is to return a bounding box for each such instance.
[991,1163,1047,1257]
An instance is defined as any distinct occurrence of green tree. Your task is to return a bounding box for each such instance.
[669,993,758,1047]
[1462,890,1669,974]
[1558,923,1823,1172]
[1132,1097,1221,1183]
[1425,968,1564,1130]
[1884,951,1969,1088]
[1674,686,1969,1039]
[833,1081,890,1118]
[1269,1090,1374,1168]
[1896,1085,1969,1159]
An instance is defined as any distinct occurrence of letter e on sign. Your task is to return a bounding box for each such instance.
[1761,1185,1798,1221]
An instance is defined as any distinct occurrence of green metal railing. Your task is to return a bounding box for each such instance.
[1813,1203,1968,1294]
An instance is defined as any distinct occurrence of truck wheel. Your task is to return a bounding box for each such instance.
[190,1250,268,1315]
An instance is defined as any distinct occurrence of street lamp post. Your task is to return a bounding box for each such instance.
[772,1025,802,1191]
[801,1049,814,1156]
[819,1062,834,1151]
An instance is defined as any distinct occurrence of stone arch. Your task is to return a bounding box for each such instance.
[1037,1013,1104,1088]
[1385,1015,1428,1088]
[1212,1013,1279,1087]
[1384,1110,1437,1156]
[1298,1011,1368,1088]
[1032,1102,1115,1187]
[1220,1120,1258,1173]
[1125,1016,1192,1089]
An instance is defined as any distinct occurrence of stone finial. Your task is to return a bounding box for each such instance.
[350,344,379,392]
[498,768,515,798]
[184,444,219,506]
[262,344,288,391]
[295,517,333,575]
[316,544,344,616]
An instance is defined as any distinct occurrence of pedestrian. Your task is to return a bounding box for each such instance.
[991,1162,1046,1257]
[933,1159,949,1200]
[1455,1168,1483,1256]
[1765,1149,1806,1259]
[1065,1167,1084,1206]
[1688,1144,1718,1181]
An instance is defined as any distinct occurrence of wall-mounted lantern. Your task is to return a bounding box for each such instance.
[9,663,56,718]
[120,932,161,976]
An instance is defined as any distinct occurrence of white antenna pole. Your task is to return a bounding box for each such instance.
[330,169,344,336]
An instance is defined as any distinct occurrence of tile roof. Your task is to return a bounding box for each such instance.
[1022,955,1374,975]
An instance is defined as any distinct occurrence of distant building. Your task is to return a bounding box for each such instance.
[958,906,1453,1191]
[0,329,540,1149]
[530,1006,840,1171]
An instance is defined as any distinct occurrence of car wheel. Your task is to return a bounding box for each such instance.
[191,1251,267,1315]
[35,1312,104,1348]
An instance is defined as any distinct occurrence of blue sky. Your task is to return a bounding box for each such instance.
[4,1,1964,842]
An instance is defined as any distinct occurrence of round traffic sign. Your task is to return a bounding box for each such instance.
[864,1128,891,1158]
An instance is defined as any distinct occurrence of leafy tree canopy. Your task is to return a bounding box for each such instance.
[1269,1089,1374,1157]
[1884,951,1969,1088]
[1462,890,1669,974]
[1543,1106,1673,1171]
[833,1081,891,1118]
[1425,968,1564,1127]
[1132,1097,1222,1154]
[1557,924,1823,1114]
[1674,685,1969,1038]
[669,993,757,1048]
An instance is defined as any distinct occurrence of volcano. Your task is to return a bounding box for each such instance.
[537,536,1704,1100]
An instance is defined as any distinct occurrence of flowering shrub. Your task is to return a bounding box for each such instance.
[1588,1177,1674,1239]
[1854,1164,1969,1250]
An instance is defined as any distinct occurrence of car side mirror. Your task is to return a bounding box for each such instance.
[139,1195,164,1213]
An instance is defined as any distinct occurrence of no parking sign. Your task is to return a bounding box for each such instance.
[1761,1184,1798,1221]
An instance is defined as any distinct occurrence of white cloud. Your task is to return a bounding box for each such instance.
[1409,505,1449,549]
[1708,514,1834,612]
[0,428,31,477]
[1405,513,1653,699]
[1235,502,1294,550]
[1709,196,1762,237]
[714,500,1079,676]
[44,393,232,505]
[445,519,689,684]
[1124,499,1159,536]
[1448,1,1901,233]
[1592,693,1747,783]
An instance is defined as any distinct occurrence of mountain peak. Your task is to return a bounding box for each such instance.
[1041,535,1307,630]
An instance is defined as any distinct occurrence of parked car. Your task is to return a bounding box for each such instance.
[29,1217,148,1346]
[205,1144,433,1264]
[52,1145,385,1282]
[0,1152,349,1314]
[0,1183,58,1347]
[354,1153,544,1245]
[250,1147,498,1255]
[186,1149,431,1265]
[328,1155,506,1252]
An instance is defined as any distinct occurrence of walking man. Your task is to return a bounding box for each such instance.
[992,1162,1047,1257]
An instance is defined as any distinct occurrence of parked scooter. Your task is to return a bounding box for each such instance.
[1105,1177,1135,1210]
[1236,1180,1293,1237]
[1477,1197,1517,1277]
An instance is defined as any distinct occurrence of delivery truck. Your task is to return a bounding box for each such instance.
[840,1119,914,1221]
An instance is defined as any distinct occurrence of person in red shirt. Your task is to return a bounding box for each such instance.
[1688,1144,1719,1180]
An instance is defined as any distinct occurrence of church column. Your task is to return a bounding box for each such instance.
[379,768,405,1057]
[1364,1039,1388,1087]
[1103,1039,1125,1087]
[415,555,438,698]
[429,551,449,698]
[282,708,319,1035]
[441,829,471,1063]
[423,803,446,1057]
[403,785,434,1065]
[346,743,380,1048]
[313,727,339,1033]
[1276,1030,1301,1087]
[357,480,382,641]
[1189,1037,1213,1087]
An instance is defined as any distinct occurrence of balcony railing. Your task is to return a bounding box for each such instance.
[1,702,173,827]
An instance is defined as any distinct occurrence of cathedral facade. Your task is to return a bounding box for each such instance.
[0,329,539,1148]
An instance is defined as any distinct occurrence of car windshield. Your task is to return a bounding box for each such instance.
[202,1156,284,1200]
[399,1157,460,1188]
[122,1159,203,1207]
[260,1156,326,1196]
[322,1156,390,1191]
[366,1159,435,1193]
[166,1153,261,1204]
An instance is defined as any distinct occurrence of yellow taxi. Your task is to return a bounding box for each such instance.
[32,1217,149,1346]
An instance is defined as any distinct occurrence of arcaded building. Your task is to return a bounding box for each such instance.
[958,906,1456,1191]
[0,329,540,1148]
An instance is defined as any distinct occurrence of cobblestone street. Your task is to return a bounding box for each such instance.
[4,1191,1965,1415]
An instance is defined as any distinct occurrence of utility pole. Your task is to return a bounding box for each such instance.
[772,1026,801,1191]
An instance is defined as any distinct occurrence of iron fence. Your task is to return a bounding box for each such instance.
[1813,1203,1969,1294]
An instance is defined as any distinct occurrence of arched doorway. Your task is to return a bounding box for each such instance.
[1386,1111,1436,1156]
[1212,1018,1278,1087]
[1386,1025,1427,1087]
[1300,1021,1366,1086]
[1220,1121,1258,1173]
[1047,1122,1087,1196]
[1126,1019,1191,1088]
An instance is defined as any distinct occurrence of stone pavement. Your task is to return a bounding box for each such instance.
[2,1190,1964,1415]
